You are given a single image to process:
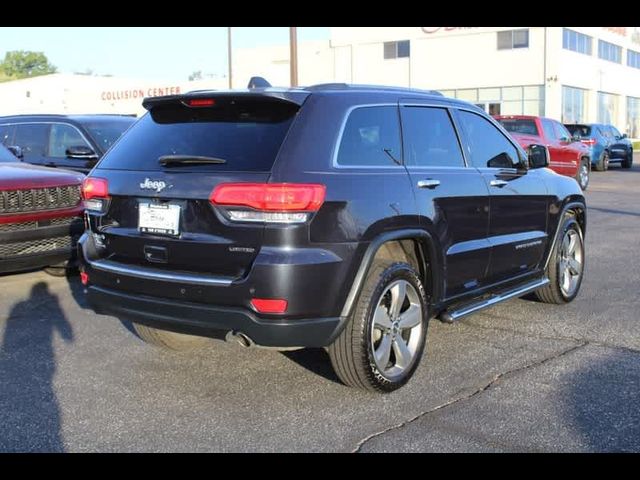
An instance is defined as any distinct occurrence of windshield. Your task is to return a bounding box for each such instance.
[97,98,298,172]
[497,119,539,136]
[565,124,591,138]
[0,144,17,163]
[82,118,136,153]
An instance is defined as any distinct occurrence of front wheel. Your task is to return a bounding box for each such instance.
[621,148,633,169]
[536,214,585,304]
[575,158,590,190]
[328,261,428,393]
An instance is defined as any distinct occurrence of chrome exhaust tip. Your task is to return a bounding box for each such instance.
[225,330,254,348]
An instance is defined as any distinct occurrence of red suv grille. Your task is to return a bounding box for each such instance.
[0,186,81,215]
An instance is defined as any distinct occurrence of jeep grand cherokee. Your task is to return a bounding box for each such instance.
[78,84,586,392]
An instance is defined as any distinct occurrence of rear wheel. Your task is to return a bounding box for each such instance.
[536,214,585,304]
[594,151,609,172]
[132,323,209,351]
[575,158,590,190]
[328,260,428,393]
[621,148,633,169]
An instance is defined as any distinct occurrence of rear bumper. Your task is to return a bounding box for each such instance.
[87,284,342,347]
[78,231,354,347]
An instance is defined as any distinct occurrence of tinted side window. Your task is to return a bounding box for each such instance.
[609,125,622,138]
[458,110,521,169]
[401,106,465,167]
[553,121,572,141]
[0,144,16,163]
[13,124,49,159]
[541,119,557,140]
[0,124,15,145]
[49,123,91,157]
[336,106,401,167]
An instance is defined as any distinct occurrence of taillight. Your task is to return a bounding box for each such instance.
[210,183,326,224]
[580,138,596,146]
[82,177,109,212]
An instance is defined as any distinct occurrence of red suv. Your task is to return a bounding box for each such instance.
[494,115,591,190]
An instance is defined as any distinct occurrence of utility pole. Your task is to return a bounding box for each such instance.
[228,27,233,89]
[290,27,298,87]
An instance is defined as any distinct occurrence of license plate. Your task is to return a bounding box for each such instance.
[138,203,181,236]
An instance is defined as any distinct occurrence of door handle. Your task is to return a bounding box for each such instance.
[417,179,441,189]
[490,179,508,188]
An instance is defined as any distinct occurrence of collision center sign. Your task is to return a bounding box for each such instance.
[101,85,182,102]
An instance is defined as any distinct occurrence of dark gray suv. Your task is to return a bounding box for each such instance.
[0,114,136,173]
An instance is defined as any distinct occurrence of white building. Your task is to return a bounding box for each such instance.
[235,27,640,136]
[1,27,639,136]
[0,73,227,117]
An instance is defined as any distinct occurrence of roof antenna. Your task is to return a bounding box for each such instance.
[247,76,272,89]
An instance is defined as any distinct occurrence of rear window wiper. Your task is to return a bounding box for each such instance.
[159,155,227,166]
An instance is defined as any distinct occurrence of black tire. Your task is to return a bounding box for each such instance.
[328,261,428,393]
[131,323,209,351]
[575,158,590,191]
[535,214,585,304]
[621,148,633,169]
[594,151,609,172]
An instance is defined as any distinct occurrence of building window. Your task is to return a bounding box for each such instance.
[598,92,620,124]
[628,50,640,69]
[497,29,529,50]
[447,85,544,116]
[562,86,588,124]
[562,29,592,55]
[383,40,410,59]
[598,40,622,63]
[627,97,640,138]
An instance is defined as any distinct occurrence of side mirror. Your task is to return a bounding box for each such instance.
[66,145,98,159]
[6,145,23,159]
[571,134,581,142]
[528,144,549,169]
[622,133,628,139]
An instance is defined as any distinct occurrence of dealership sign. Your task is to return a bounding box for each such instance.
[101,85,182,102]
[421,27,478,34]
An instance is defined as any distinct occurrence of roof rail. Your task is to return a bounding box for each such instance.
[304,83,444,96]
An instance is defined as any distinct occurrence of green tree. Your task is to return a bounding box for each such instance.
[0,50,57,80]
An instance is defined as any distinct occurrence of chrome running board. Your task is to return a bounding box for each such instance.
[438,278,550,323]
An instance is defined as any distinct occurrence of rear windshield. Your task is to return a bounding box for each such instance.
[497,119,538,136]
[82,118,136,152]
[97,98,298,172]
[565,124,591,138]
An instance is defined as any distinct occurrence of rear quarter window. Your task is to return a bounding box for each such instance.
[335,106,402,167]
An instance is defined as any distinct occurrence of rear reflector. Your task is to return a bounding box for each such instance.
[210,183,326,212]
[80,271,89,286]
[250,298,288,314]
[188,98,216,107]
[580,138,596,146]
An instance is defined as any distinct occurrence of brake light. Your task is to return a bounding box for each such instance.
[188,98,216,107]
[580,138,596,146]
[251,298,288,314]
[210,183,326,223]
[82,177,109,212]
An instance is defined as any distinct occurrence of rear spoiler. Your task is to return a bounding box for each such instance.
[142,90,309,111]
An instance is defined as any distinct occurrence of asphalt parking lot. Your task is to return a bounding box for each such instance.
[1,160,639,452]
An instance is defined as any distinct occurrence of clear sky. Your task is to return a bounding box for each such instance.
[0,27,330,81]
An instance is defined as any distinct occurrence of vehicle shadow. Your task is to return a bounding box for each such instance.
[0,281,73,452]
[565,351,640,452]
[281,348,342,384]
